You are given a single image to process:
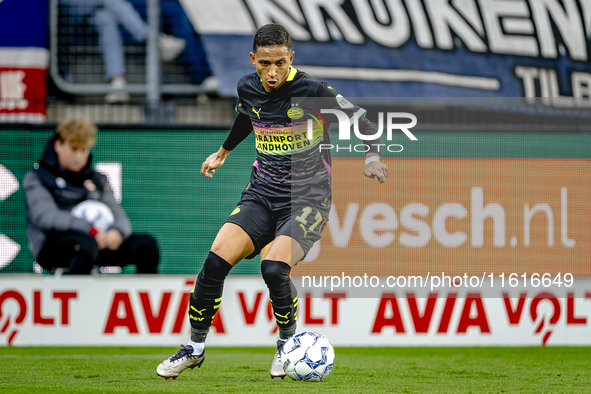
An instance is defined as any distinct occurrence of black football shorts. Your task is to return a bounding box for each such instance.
[225,184,330,262]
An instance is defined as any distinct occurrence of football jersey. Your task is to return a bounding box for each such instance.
[235,66,362,201]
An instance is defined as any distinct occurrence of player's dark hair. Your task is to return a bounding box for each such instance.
[253,24,291,53]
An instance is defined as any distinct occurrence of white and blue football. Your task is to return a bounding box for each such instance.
[281,331,335,382]
[71,200,114,231]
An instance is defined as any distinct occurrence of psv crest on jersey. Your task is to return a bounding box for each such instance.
[287,107,304,119]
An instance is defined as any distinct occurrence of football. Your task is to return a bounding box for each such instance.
[71,200,114,231]
[280,331,335,382]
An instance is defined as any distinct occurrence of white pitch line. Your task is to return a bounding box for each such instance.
[298,66,501,91]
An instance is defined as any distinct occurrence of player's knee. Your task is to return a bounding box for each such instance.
[198,251,232,285]
[261,260,291,285]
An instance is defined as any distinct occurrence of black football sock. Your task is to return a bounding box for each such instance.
[189,251,232,343]
[261,259,298,340]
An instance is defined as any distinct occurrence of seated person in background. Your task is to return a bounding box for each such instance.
[60,0,186,103]
[24,119,159,275]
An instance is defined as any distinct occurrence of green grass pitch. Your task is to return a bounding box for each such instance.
[0,346,589,393]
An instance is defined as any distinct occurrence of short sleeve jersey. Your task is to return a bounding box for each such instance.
[236,66,354,201]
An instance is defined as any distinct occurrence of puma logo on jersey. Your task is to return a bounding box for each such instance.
[252,107,262,119]
[299,223,310,238]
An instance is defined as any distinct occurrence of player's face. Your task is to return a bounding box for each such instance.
[250,45,294,92]
[54,139,90,172]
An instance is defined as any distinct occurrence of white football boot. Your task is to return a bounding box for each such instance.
[157,345,205,380]
[270,339,287,379]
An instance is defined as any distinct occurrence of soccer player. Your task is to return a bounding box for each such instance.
[156,24,388,380]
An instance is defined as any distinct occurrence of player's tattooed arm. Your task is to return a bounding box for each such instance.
[201,146,231,178]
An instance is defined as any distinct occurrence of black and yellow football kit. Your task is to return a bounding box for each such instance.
[223,66,380,259]
[188,66,381,345]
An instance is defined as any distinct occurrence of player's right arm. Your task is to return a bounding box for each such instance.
[200,146,231,178]
[200,112,252,178]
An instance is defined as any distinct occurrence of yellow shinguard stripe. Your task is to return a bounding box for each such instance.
[211,310,220,323]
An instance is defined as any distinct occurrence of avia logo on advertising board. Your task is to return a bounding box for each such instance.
[101,279,225,336]
[0,279,202,346]
[368,291,591,346]
[1,277,591,347]
[180,0,591,104]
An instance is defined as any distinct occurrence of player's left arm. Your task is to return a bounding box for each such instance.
[364,152,388,184]
[357,117,389,184]
[317,82,388,184]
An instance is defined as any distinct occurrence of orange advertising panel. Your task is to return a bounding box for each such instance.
[292,158,591,278]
